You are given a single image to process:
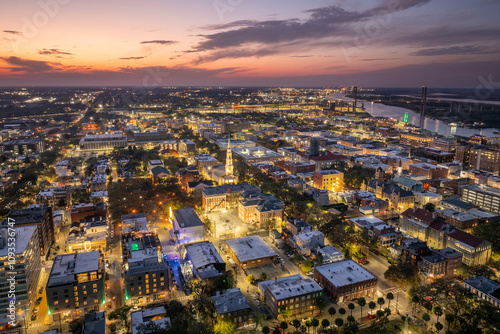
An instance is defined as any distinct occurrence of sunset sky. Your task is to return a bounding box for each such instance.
[1,0,499,87]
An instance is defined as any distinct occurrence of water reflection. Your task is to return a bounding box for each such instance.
[329,93,499,137]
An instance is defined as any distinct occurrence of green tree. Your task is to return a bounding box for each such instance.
[445,314,455,333]
[214,319,235,334]
[434,306,443,322]
[328,307,336,322]
[384,308,391,317]
[305,320,312,334]
[314,297,327,317]
[423,301,433,314]
[377,297,385,310]
[422,313,430,329]
[280,321,288,334]
[357,297,366,320]
[339,307,346,319]
[335,318,344,329]
[292,319,301,332]
[425,202,436,212]
[411,296,419,314]
[386,292,394,309]
[262,326,270,334]
[260,272,267,281]
[435,322,444,332]
[247,274,255,284]
[321,319,330,329]
[311,318,319,334]
[348,303,355,316]
[347,315,355,323]
[376,310,385,319]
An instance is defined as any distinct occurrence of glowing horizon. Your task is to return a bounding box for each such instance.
[1,0,499,87]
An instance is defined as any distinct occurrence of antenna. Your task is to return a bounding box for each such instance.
[352,86,358,112]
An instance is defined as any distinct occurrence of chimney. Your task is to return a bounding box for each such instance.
[275,277,277,285]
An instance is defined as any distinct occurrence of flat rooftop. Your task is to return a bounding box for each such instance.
[315,259,376,287]
[0,225,37,256]
[225,235,277,262]
[185,241,224,270]
[263,275,322,301]
[48,251,100,287]
[173,207,203,228]
[131,307,171,334]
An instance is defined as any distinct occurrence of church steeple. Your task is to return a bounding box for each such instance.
[225,135,234,176]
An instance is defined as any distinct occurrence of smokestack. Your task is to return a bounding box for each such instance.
[420,86,427,129]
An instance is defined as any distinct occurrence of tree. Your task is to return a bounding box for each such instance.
[435,322,444,332]
[279,307,291,322]
[247,274,255,284]
[377,297,385,310]
[280,321,288,334]
[384,308,391,317]
[292,319,301,332]
[422,313,430,329]
[445,313,455,332]
[434,306,443,322]
[425,202,436,212]
[339,307,346,319]
[386,292,394,309]
[357,297,366,321]
[214,319,235,334]
[300,326,306,334]
[272,330,281,334]
[411,296,420,314]
[376,310,385,319]
[334,318,344,329]
[321,319,330,329]
[368,301,377,315]
[262,326,270,334]
[260,272,267,281]
[347,315,355,323]
[305,320,312,334]
[311,318,319,334]
[328,307,336,322]
[314,297,327,317]
[423,301,433,314]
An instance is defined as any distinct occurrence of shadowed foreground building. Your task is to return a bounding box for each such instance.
[211,288,251,327]
[0,225,40,326]
[314,260,377,303]
[46,251,105,319]
[259,274,323,318]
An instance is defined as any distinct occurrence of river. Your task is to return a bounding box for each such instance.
[328,93,500,138]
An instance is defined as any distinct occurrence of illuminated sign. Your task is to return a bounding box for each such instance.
[403,112,409,123]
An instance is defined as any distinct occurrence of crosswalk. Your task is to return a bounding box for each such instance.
[383,286,411,295]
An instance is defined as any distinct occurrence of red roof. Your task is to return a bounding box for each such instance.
[402,208,435,224]
[448,229,485,248]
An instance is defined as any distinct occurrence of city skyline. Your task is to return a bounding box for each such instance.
[1,0,500,87]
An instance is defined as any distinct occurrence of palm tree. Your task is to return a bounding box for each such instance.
[377,297,385,310]
[422,313,430,329]
[280,321,288,334]
[292,319,301,332]
[384,308,391,317]
[411,296,419,314]
[445,314,455,332]
[348,303,355,316]
[321,319,330,330]
[338,307,346,319]
[386,292,394,309]
[328,307,336,322]
[262,326,270,334]
[376,310,385,319]
[434,306,443,322]
[357,297,366,321]
[311,318,319,334]
[423,301,433,314]
[347,315,355,323]
[435,322,444,333]
[334,318,344,329]
[368,301,376,317]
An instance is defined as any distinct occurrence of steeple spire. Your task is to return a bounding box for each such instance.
[226,134,233,176]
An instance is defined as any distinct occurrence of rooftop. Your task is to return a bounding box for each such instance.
[315,260,376,287]
[211,288,250,314]
[0,225,37,256]
[263,275,322,301]
[185,242,224,271]
[173,207,203,228]
[131,307,171,334]
[48,251,101,287]
[225,235,277,262]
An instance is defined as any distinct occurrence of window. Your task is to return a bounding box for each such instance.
[93,284,97,288]
[93,289,98,293]
[94,299,99,304]
[65,299,69,304]
[54,301,59,305]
